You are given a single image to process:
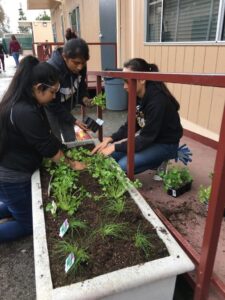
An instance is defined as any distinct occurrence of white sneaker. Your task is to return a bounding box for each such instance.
[153,161,168,181]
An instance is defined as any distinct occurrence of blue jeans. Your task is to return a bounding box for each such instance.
[12,52,20,67]
[112,143,178,174]
[0,180,32,243]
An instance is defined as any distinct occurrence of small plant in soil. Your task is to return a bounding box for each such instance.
[198,172,213,205]
[97,223,129,239]
[134,227,153,258]
[55,240,89,273]
[161,166,193,191]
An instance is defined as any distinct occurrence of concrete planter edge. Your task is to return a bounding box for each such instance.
[32,169,194,300]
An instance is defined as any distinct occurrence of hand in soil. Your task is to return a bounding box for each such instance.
[70,161,86,171]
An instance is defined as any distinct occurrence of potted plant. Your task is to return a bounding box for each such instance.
[160,166,193,198]
[32,147,194,300]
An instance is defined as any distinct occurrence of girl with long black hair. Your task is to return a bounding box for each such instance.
[92,58,183,174]
[0,56,83,242]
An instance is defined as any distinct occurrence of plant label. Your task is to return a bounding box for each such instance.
[59,219,69,238]
[65,253,75,273]
[96,118,104,126]
[172,190,177,197]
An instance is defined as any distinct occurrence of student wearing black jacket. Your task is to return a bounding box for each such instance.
[92,58,183,174]
[46,38,90,142]
[0,41,8,72]
[0,56,84,243]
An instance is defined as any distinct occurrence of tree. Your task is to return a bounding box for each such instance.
[18,5,29,33]
[36,11,51,21]
[0,4,9,36]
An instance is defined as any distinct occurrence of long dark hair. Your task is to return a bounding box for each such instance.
[0,55,59,157]
[124,58,180,111]
[63,38,90,61]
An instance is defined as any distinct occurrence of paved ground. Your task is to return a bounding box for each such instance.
[0,56,224,300]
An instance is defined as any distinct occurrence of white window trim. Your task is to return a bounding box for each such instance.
[144,0,225,44]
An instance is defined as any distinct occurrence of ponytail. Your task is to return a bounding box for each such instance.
[0,55,59,157]
[124,58,180,111]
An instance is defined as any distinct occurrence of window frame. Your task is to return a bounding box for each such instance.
[144,0,225,45]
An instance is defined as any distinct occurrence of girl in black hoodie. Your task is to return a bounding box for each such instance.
[92,58,183,174]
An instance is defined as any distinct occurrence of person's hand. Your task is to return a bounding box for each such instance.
[70,160,86,170]
[91,137,113,154]
[82,97,94,107]
[98,144,115,156]
[75,119,88,131]
[175,144,192,165]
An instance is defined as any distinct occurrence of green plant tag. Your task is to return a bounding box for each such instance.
[59,219,69,238]
[65,253,75,273]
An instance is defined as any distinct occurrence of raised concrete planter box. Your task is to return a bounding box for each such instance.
[32,170,194,300]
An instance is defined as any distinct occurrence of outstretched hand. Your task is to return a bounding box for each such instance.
[175,144,192,165]
[91,137,113,155]
[75,119,88,131]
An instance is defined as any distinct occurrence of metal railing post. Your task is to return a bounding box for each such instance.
[127,79,137,180]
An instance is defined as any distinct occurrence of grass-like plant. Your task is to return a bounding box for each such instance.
[198,185,211,205]
[134,228,152,258]
[55,240,89,273]
[69,219,88,237]
[97,223,128,239]
[104,197,126,215]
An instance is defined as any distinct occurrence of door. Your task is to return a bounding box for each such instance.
[99,0,116,70]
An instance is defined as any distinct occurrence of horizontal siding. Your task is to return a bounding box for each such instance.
[119,1,225,138]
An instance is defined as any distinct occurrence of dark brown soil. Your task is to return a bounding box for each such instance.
[41,168,169,288]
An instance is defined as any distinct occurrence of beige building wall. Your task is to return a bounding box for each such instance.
[50,0,101,71]
[118,0,225,140]
[32,21,54,43]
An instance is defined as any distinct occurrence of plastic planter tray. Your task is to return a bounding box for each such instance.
[167,181,192,198]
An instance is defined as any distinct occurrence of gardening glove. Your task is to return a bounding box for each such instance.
[175,144,192,165]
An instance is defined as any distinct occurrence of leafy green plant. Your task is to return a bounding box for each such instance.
[91,92,106,109]
[197,173,213,205]
[55,240,89,273]
[160,166,193,191]
[134,228,152,258]
[198,185,211,205]
[45,200,57,216]
[97,223,128,239]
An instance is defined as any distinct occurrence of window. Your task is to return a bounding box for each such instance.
[146,0,225,42]
[70,7,80,37]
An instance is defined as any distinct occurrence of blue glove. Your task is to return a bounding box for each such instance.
[175,144,192,165]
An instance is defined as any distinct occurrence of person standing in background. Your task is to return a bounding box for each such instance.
[9,35,21,67]
[0,41,8,72]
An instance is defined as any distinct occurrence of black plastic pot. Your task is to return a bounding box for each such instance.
[167,181,192,198]
[83,116,100,133]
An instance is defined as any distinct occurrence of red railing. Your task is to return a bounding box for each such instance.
[88,69,225,300]
[32,41,117,67]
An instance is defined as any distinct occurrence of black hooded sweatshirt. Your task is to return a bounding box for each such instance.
[46,48,88,125]
[111,81,183,152]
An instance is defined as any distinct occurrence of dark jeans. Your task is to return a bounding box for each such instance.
[0,180,32,243]
[45,108,75,142]
[0,54,5,71]
[112,143,178,174]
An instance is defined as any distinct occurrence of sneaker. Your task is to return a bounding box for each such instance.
[153,160,168,181]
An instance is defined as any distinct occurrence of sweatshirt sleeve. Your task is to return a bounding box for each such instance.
[14,106,61,158]
[45,93,76,125]
[115,97,167,152]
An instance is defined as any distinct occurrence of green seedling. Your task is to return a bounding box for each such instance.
[134,228,152,258]
[91,92,106,109]
[97,223,128,239]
